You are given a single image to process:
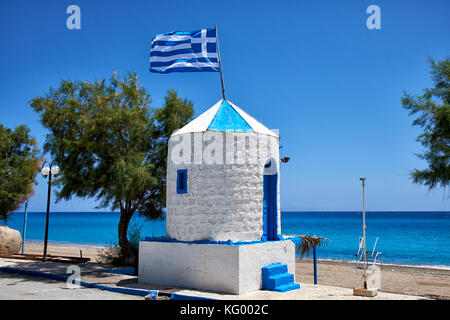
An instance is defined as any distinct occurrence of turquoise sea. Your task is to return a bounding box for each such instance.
[3,211,450,269]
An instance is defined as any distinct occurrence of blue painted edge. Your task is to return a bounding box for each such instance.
[170,293,217,300]
[143,235,288,246]
[287,235,303,245]
[0,266,158,299]
[106,267,135,276]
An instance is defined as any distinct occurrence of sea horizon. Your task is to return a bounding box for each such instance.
[8,210,450,213]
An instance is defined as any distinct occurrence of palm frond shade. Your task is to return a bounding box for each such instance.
[294,235,329,258]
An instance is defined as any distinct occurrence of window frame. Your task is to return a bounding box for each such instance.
[176,169,188,194]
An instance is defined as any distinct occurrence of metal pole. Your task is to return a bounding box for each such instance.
[43,171,52,262]
[360,177,367,289]
[313,245,317,285]
[22,201,28,254]
[215,24,226,100]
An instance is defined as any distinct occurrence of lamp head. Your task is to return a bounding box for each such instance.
[51,165,60,177]
[41,166,50,178]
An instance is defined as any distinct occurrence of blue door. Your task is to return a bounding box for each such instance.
[262,159,278,241]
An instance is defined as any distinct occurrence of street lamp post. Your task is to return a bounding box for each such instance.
[41,161,60,262]
[22,201,28,254]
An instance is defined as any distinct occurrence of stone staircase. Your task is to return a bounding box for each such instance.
[262,263,300,292]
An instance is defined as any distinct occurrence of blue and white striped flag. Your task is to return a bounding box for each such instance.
[150,27,219,73]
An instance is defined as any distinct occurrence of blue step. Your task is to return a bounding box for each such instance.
[266,273,294,289]
[274,282,301,292]
[262,263,287,277]
[261,263,300,292]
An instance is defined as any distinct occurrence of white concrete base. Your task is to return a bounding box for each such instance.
[138,240,296,295]
[353,287,378,297]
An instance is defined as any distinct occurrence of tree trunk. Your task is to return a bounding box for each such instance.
[118,207,135,266]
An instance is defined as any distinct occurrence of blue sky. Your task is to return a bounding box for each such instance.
[1,0,449,212]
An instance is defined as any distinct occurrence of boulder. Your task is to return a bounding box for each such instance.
[0,226,23,255]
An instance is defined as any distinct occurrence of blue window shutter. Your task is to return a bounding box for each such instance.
[177,169,188,194]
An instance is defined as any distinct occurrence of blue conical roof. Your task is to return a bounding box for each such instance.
[207,100,252,132]
[171,99,279,138]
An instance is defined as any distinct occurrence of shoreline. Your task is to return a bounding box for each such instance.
[20,241,106,262]
[23,239,107,249]
[297,257,450,277]
[22,240,450,272]
[298,257,450,273]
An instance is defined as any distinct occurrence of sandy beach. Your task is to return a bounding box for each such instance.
[22,241,105,262]
[15,241,450,299]
[296,259,450,299]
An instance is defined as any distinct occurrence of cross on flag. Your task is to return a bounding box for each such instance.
[150,27,219,73]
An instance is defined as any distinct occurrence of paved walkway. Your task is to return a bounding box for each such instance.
[0,271,142,300]
[0,258,428,300]
[175,284,427,300]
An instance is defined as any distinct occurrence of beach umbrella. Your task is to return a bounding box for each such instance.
[296,234,329,285]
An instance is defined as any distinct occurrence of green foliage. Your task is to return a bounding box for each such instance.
[0,124,40,220]
[30,72,155,213]
[96,243,126,266]
[154,88,194,140]
[97,222,143,267]
[402,57,450,191]
[147,89,194,218]
[30,71,193,261]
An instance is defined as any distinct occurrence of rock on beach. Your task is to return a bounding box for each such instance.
[0,226,22,254]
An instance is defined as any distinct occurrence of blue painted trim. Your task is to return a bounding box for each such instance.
[143,236,289,246]
[176,169,188,194]
[105,267,135,276]
[0,266,158,298]
[287,235,302,245]
[263,173,279,241]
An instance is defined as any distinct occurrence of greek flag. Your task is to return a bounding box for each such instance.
[150,27,219,73]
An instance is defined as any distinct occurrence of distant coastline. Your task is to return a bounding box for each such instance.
[23,239,450,272]
[5,211,450,269]
[24,239,107,249]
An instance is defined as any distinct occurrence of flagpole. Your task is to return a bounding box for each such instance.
[360,177,367,289]
[215,24,226,100]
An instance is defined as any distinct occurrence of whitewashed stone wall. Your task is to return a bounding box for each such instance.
[138,240,295,294]
[166,131,280,242]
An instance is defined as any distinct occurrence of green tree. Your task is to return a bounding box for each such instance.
[149,89,194,206]
[0,124,40,220]
[30,72,194,264]
[402,57,450,191]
